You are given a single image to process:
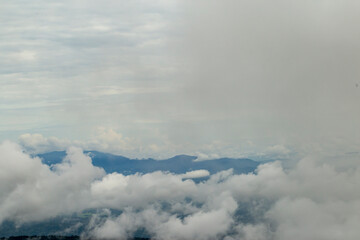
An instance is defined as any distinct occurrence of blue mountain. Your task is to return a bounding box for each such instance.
[37,151,260,175]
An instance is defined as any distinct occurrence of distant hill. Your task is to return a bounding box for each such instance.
[0,209,141,238]
[37,151,260,175]
[0,236,149,240]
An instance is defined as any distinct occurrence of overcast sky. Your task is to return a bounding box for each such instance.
[1,0,360,158]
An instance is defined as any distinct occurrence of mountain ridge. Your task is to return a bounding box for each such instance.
[37,151,260,175]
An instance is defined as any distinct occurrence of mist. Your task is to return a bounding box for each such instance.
[172,0,360,155]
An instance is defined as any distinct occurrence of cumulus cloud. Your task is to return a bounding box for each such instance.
[88,193,237,240]
[1,141,360,239]
[90,171,197,210]
[18,129,137,155]
[0,141,105,223]
[17,130,185,159]
[264,145,290,158]
[86,127,137,153]
[18,133,71,153]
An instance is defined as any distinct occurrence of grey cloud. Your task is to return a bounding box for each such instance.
[168,0,360,155]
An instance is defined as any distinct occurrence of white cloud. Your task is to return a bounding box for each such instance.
[18,129,137,155]
[18,133,71,153]
[154,193,237,240]
[0,141,105,223]
[264,145,290,157]
[88,127,137,153]
[88,193,237,240]
[90,171,197,209]
[2,141,360,239]
[180,170,210,179]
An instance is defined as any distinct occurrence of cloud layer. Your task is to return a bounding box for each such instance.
[2,0,360,158]
[1,141,360,239]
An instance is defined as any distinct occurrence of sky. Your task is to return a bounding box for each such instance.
[1,0,360,159]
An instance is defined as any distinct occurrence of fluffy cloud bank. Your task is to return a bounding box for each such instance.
[1,141,360,239]
[0,141,105,223]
